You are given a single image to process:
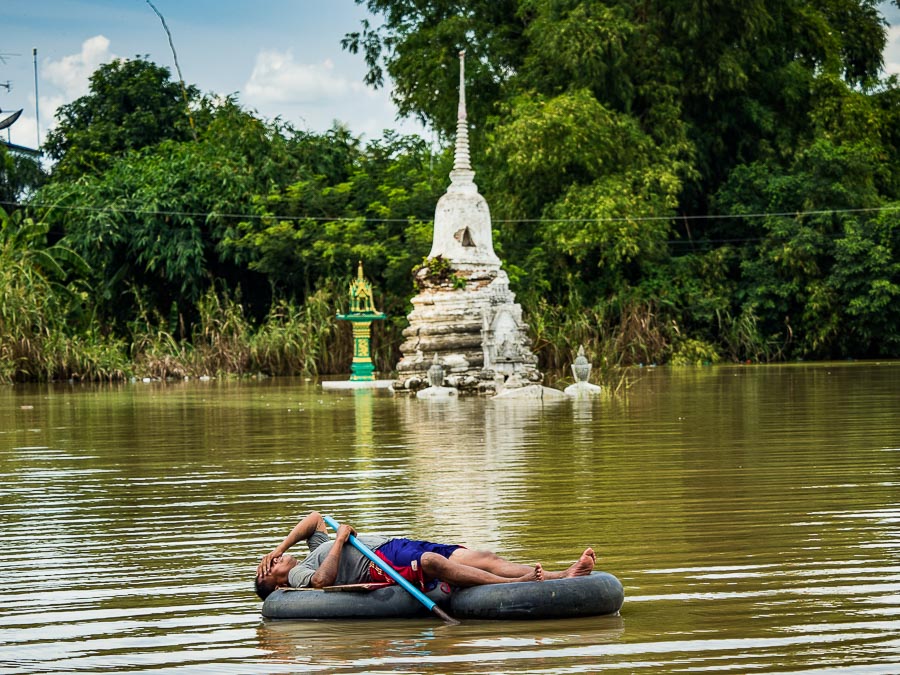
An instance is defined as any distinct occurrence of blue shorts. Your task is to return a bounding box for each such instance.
[377,538,462,568]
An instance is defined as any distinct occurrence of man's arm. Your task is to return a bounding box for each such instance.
[256,511,326,578]
[309,524,355,588]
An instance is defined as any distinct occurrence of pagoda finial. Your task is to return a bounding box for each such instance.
[453,50,471,172]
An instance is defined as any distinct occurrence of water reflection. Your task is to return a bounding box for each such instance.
[257,616,626,673]
[0,363,898,673]
[394,397,548,549]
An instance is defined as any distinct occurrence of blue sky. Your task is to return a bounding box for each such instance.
[2,0,428,149]
[3,1,900,151]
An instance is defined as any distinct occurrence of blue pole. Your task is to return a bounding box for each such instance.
[322,514,458,624]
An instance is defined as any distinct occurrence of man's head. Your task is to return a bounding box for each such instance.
[254,554,297,600]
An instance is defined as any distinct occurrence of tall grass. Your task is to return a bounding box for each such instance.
[1,200,737,387]
[252,288,349,375]
[4,259,757,389]
[127,285,351,380]
[717,308,787,363]
[0,208,129,382]
[525,295,669,393]
[0,226,56,381]
[0,270,131,383]
[0,220,357,383]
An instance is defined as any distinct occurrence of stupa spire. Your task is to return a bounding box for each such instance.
[454,50,471,172]
[426,49,500,270]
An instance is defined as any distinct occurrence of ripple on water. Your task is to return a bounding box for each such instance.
[0,366,899,673]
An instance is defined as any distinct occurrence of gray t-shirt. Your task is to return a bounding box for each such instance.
[288,531,390,588]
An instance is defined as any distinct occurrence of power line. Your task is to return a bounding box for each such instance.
[4,199,898,224]
[495,205,900,223]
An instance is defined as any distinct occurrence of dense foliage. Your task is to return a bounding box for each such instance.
[4,1,900,381]
[0,145,46,205]
[346,0,900,363]
[43,58,199,180]
[6,58,449,381]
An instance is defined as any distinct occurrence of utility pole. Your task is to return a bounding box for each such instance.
[1,73,10,143]
[33,48,40,148]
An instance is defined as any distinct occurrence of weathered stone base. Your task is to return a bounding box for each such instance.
[393,268,541,395]
[564,381,603,398]
[493,384,568,401]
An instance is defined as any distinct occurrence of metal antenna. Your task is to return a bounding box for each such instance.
[1,52,17,92]
[144,0,197,140]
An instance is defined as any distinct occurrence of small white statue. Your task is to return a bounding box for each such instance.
[565,346,602,397]
[417,354,459,399]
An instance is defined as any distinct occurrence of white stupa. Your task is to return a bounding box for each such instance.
[394,51,540,395]
[427,52,502,271]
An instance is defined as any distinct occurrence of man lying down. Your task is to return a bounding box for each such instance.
[255,511,595,599]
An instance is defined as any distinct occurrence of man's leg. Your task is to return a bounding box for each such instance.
[449,547,597,579]
[448,549,538,578]
[420,552,543,587]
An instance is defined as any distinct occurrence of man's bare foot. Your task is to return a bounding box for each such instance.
[512,563,544,583]
[563,548,596,578]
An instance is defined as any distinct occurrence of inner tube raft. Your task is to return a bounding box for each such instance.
[261,572,624,620]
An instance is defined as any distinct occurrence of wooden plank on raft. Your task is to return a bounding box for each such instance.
[277,582,394,593]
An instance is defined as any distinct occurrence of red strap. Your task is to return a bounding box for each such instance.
[368,549,425,589]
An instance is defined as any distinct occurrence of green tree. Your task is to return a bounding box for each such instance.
[0,145,46,205]
[0,207,95,381]
[346,1,889,201]
[37,99,291,331]
[482,87,690,311]
[228,129,449,318]
[37,90,446,347]
[43,57,199,180]
[716,137,898,358]
[707,63,900,358]
[343,0,522,140]
[346,0,900,361]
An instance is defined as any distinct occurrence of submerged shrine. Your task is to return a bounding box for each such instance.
[337,262,386,382]
[393,52,540,395]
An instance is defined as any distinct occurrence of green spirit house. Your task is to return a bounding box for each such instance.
[337,262,386,381]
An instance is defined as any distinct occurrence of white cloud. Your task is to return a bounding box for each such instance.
[886,25,900,75]
[5,113,38,150]
[244,50,371,105]
[43,35,116,100]
[1,36,118,149]
[8,36,119,147]
[240,48,430,138]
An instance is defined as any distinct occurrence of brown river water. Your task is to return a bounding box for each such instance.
[1,362,898,674]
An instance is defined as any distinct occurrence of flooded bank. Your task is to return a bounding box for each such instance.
[1,362,898,673]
